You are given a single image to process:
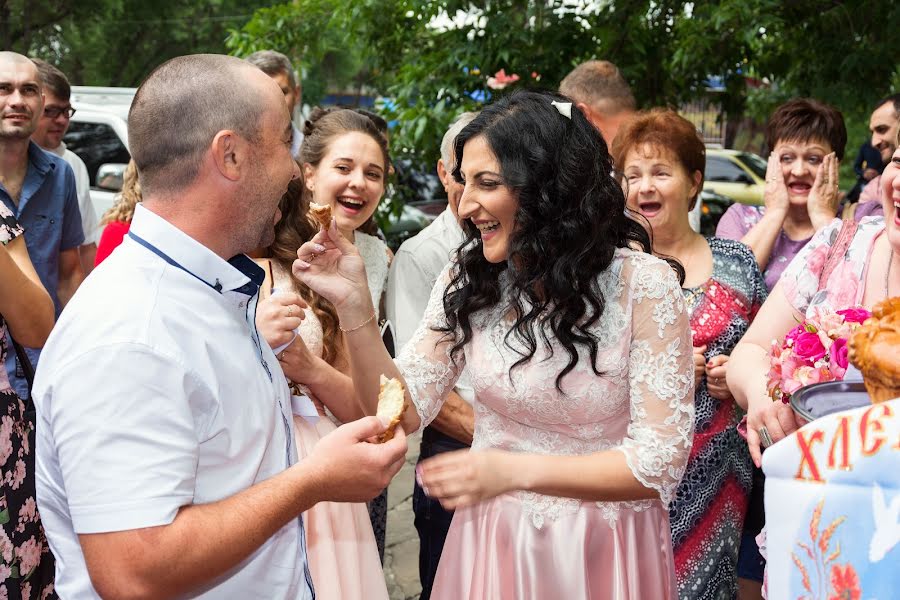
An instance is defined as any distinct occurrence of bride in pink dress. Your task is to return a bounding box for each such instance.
[293,91,696,599]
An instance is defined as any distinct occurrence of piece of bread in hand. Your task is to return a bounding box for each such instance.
[308,202,332,230]
[376,375,407,443]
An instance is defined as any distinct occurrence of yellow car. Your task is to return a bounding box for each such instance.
[703,149,767,206]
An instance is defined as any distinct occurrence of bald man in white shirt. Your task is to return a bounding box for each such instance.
[33,54,407,599]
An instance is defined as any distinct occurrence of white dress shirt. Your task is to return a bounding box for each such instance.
[51,142,100,244]
[33,204,313,599]
[386,207,473,403]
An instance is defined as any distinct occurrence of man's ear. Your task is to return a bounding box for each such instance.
[211,130,242,182]
[436,158,449,186]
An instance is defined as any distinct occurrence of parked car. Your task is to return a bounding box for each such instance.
[698,189,734,236]
[65,87,134,219]
[704,149,767,206]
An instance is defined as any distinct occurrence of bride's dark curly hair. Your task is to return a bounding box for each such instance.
[441,89,681,390]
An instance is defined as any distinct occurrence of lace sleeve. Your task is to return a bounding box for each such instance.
[619,256,695,508]
[394,264,464,430]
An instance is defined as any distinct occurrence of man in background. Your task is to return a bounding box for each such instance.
[858,94,900,207]
[0,51,84,400]
[31,58,100,273]
[246,49,304,157]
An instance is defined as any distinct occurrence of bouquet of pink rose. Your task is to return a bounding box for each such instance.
[767,307,871,403]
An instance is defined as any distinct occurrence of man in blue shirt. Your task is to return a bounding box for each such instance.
[0,51,85,398]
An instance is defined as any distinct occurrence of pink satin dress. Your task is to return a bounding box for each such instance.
[396,250,696,599]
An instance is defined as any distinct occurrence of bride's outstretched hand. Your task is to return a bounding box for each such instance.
[292,219,370,312]
[417,449,517,511]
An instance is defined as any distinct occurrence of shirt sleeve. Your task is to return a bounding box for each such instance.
[60,164,86,251]
[778,217,843,314]
[75,171,99,245]
[715,203,752,241]
[386,248,435,355]
[394,264,464,429]
[42,343,210,533]
[618,258,695,508]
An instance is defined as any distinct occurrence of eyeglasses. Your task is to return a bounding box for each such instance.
[43,106,76,119]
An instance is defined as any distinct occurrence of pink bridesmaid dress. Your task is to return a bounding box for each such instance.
[271,263,389,600]
[396,250,696,599]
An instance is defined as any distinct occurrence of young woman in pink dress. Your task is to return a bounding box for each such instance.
[293,90,696,599]
[254,110,393,600]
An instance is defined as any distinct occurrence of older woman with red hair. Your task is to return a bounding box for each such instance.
[612,110,768,600]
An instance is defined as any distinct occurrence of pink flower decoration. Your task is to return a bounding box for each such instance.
[836,307,871,324]
[486,69,521,90]
[793,331,827,363]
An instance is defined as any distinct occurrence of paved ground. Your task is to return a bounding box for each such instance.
[383,431,423,600]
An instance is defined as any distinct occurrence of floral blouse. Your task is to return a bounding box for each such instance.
[0,202,57,599]
[395,249,695,528]
[780,216,886,317]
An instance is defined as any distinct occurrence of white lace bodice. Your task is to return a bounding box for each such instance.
[395,249,696,528]
[355,232,391,315]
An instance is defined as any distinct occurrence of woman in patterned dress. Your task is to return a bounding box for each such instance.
[0,202,56,598]
[611,109,767,599]
[293,91,696,599]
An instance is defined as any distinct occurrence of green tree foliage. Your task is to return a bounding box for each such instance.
[3,0,272,86]
[231,0,898,189]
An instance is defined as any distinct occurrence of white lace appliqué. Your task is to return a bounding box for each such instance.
[396,251,695,529]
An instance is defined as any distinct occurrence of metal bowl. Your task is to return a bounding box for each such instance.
[789,381,871,422]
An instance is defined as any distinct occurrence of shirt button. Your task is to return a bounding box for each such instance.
[238,301,245,308]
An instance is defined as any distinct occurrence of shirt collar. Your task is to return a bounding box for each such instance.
[129,204,263,295]
[27,141,54,176]
[49,142,67,158]
[439,206,466,244]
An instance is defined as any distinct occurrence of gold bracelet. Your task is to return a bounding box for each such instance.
[339,312,376,333]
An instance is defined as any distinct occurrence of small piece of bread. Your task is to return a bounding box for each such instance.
[376,375,407,443]
[308,202,332,229]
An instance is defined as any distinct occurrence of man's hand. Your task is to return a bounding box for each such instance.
[308,416,408,502]
[863,167,879,181]
[429,391,474,446]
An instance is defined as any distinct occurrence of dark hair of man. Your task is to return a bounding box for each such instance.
[129,54,262,196]
[559,60,636,114]
[765,98,848,161]
[30,58,70,101]
[611,109,706,209]
[443,89,675,391]
[267,163,343,365]
[245,50,298,90]
[874,93,900,117]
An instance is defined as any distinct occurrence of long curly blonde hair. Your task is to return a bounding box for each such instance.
[100,160,141,225]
